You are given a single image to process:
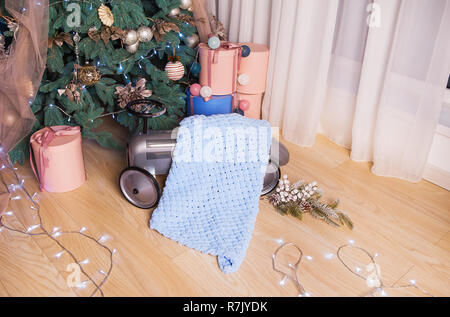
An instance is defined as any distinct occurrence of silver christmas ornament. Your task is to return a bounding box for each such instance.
[179,0,192,10]
[126,41,140,54]
[168,7,180,17]
[185,33,199,48]
[124,30,139,45]
[137,26,153,42]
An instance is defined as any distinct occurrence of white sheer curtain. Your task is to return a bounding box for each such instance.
[207,0,450,182]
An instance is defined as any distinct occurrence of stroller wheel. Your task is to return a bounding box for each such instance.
[119,167,161,209]
[261,162,281,196]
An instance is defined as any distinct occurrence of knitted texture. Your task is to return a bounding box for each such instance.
[150,114,271,273]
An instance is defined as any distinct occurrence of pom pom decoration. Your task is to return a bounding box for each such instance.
[165,60,185,81]
[190,62,201,75]
[241,45,251,57]
[200,85,213,98]
[239,100,250,111]
[189,84,201,96]
[208,36,221,50]
[238,73,250,86]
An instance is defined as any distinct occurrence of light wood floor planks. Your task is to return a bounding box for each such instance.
[0,122,449,297]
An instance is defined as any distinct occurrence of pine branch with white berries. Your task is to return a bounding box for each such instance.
[268,175,353,229]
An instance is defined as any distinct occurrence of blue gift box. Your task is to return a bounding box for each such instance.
[186,90,234,116]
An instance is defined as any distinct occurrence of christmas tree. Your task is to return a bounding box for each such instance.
[1,0,199,164]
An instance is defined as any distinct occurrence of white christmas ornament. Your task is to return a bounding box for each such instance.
[238,74,250,86]
[126,41,139,54]
[137,26,153,42]
[200,86,213,98]
[168,7,180,17]
[124,30,138,45]
[179,0,192,10]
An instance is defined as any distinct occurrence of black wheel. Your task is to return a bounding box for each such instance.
[261,162,281,196]
[119,167,161,209]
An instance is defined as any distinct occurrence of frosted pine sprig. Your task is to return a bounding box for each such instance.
[269,175,353,229]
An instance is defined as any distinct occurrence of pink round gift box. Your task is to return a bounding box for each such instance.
[30,126,86,193]
[237,43,270,94]
[199,43,240,95]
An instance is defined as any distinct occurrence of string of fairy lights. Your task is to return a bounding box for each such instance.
[0,153,115,297]
[272,239,434,297]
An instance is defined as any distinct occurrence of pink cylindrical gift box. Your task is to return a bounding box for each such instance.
[199,43,240,95]
[239,93,263,119]
[30,126,86,193]
[237,43,270,94]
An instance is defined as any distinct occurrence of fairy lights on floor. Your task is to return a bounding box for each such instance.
[273,239,434,297]
[0,154,115,297]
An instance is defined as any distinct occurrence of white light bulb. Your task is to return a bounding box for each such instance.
[4,211,13,216]
[80,227,87,233]
[279,275,287,286]
[324,253,334,259]
[77,281,89,289]
[380,290,387,296]
[11,196,20,201]
[409,280,416,285]
[304,292,311,297]
[54,251,64,258]
[26,225,40,232]
[305,255,313,261]
[53,232,61,238]
[355,267,362,273]
[52,227,60,233]
[79,258,90,265]
[98,235,110,243]
[348,239,355,245]
[275,238,284,245]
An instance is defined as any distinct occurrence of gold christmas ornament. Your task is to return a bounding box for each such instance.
[126,41,140,54]
[137,26,153,42]
[185,33,199,48]
[98,4,114,27]
[179,0,192,10]
[124,29,139,45]
[168,7,180,17]
[75,64,101,86]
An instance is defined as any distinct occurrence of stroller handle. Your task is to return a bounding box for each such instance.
[125,99,167,134]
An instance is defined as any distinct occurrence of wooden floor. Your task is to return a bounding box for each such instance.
[0,122,449,297]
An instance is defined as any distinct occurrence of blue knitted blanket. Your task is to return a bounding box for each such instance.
[150,114,271,273]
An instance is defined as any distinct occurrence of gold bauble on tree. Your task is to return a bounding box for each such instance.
[124,29,139,45]
[168,7,180,17]
[179,0,192,10]
[185,33,199,48]
[126,41,140,54]
[137,26,153,42]
[98,4,114,27]
[76,63,101,86]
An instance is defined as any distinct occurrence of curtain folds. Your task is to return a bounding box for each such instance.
[207,0,450,182]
